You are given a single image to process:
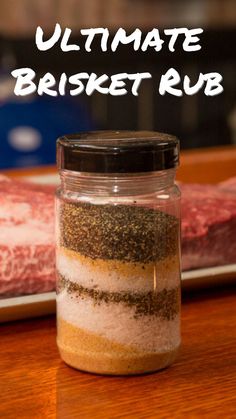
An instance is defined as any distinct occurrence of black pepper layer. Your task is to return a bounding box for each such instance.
[60,202,179,263]
[57,274,180,320]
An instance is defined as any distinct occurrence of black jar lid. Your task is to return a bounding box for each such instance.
[57,130,179,173]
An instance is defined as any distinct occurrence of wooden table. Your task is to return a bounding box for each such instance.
[1,146,236,418]
[1,288,236,418]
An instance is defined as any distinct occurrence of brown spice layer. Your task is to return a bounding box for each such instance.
[59,201,179,263]
[59,247,156,279]
[57,247,180,292]
[57,317,180,375]
[57,274,180,320]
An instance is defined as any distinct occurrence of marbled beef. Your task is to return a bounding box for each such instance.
[1,175,236,296]
[0,176,55,297]
[181,179,236,270]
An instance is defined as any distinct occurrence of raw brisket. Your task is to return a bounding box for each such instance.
[0,176,55,297]
[181,179,236,270]
[1,175,236,297]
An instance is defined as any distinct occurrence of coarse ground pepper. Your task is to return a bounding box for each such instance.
[60,202,179,263]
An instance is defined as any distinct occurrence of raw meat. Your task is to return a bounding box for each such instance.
[1,174,236,297]
[0,176,56,297]
[181,179,236,270]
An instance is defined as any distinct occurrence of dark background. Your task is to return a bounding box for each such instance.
[0,0,235,168]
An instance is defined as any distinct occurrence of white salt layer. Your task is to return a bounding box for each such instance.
[57,290,180,353]
[57,248,180,293]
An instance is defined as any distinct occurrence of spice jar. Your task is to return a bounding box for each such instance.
[56,131,181,375]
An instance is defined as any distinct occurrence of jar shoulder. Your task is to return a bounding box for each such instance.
[56,184,180,206]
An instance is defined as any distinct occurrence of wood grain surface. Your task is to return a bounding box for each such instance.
[178,145,236,183]
[0,287,236,419]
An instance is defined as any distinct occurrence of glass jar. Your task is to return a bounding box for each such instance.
[56,131,181,375]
